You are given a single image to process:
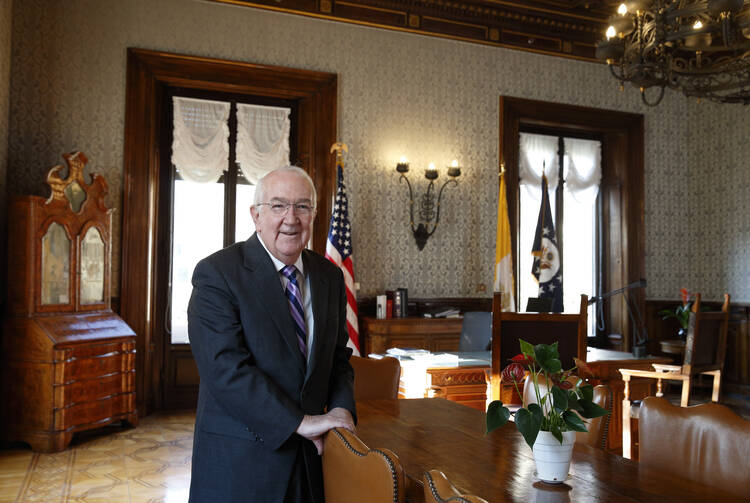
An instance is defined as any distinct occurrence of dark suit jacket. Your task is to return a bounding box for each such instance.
[187,233,356,503]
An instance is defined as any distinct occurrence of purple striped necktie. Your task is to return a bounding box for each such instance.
[281,265,307,359]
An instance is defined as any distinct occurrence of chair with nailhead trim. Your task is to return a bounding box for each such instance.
[323,427,405,503]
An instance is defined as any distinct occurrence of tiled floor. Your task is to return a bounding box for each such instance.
[0,411,194,503]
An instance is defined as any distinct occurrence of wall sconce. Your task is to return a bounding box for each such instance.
[396,156,461,250]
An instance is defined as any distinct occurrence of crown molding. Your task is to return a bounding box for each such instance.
[208,0,612,62]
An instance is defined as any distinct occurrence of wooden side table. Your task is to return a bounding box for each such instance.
[659,339,686,355]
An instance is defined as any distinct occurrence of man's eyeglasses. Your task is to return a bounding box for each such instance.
[257,201,315,215]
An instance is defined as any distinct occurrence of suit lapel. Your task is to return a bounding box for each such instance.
[304,251,329,382]
[242,234,306,370]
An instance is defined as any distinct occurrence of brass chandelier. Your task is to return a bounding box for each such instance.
[596,0,750,105]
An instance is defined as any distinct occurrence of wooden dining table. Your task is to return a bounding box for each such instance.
[354,398,746,503]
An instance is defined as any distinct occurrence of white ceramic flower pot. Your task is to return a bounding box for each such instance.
[532,430,575,483]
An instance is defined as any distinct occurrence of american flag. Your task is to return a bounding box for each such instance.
[325,163,360,355]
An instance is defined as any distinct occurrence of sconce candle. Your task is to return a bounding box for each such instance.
[447,159,461,177]
[395,157,461,250]
[396,156,409,173]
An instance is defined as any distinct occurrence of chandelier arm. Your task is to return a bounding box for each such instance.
[399,174,417,233]
[641,85,666,106]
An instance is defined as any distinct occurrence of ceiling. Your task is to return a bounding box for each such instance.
[209,0,617,62]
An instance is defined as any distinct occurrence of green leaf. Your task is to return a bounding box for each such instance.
[528,402,544,423]
[486,400,511,433]
[550,423,563,444]
[551,386,568,414]
[515,406,542,449]
[567,390,583,412]
[534,344,562,374]
[562,411,588,432]
[580,384,594,402]
[519,339,535,357]
[579,400,609,419]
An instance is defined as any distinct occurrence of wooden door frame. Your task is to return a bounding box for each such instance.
[499,96,644,350]
[121,48,337,415]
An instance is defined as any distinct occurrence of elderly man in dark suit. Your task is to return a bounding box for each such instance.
[187,166,356,503]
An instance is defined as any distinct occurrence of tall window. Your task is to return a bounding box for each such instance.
[517,131,601,334]
[168,93,294,344]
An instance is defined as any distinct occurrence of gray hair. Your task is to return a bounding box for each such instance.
[253,166,317,208]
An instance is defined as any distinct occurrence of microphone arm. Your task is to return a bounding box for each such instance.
[588,279,649,356]
[588,279,647,305]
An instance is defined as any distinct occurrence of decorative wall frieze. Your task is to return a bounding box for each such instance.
[209,0,610,61]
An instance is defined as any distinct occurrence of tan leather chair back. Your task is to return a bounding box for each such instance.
[323,427,405,503]
[522,375,610,449]
[639,396,750,499]
[576,384,610,449]
[350,355,401,401]
[423,470,488,503]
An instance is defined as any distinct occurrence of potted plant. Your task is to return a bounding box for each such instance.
[657,288,692,340]
[486,339,608,484]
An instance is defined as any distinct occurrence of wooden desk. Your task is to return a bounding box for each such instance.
[388,348,670,454]
[356,398,745,503]
[361,317,463,355]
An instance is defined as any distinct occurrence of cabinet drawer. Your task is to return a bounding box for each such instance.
[54,370,135,406]
[54,352,131,382]
[54,392,136,431]
[60,341,134,360]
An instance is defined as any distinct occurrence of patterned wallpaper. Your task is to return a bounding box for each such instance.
[5,0,747,304]
[687,103,750,303]
[0,0,11,303]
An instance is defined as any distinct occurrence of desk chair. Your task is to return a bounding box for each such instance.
[459,311,492,352]
[639,396,750,500]
[423,470,489,503]
[619,293,730,459]
[350,355,401,401]
[323,427,405,503]
[521,374,611,449]
[490,292,588,403]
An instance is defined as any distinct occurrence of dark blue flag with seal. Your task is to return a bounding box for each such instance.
[531,174,563,312]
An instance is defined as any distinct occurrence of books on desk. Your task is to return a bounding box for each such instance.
[422,306,461,318]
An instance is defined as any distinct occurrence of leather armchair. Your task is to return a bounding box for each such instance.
[323,427,405,503]
[423,469,489,503]
[350,355,401,401]
[639,396,750,499]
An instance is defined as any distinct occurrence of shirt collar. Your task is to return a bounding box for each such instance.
[256,233,305,277]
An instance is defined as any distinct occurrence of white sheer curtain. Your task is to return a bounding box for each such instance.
[236,104,291,183]
[563,137,601,330]
[171,97,231,183]
[564,138,601,204]
[519,133,559,310]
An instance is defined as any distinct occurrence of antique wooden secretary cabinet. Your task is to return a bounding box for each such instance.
[2,152,137,452]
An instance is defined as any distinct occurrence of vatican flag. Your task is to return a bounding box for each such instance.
[494,170,516,312]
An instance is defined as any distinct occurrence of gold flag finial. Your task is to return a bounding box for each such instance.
[330,142,348,167]
[499,162,506,176]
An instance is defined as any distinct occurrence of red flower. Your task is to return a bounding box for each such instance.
[502,362,525,382]
[680,288,690,304]
[510,353,535,366]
